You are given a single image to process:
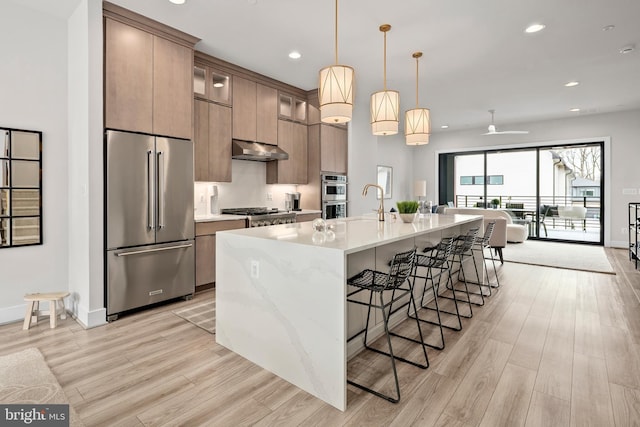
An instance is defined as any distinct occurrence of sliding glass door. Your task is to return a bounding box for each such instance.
[439,142,604,245]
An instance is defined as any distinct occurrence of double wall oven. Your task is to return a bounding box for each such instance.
[321,174,347,219]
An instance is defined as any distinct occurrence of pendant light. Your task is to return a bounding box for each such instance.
[318,0,354,124]
[371,24,399,136]
[405,52,431,145]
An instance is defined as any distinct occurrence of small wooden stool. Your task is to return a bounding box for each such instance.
[23,292,70,330]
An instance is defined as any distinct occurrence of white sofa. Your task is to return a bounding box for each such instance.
[444,207,528,243]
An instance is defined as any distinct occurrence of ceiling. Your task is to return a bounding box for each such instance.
[22,0,640,132]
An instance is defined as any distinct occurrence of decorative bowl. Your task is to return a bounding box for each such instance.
[399,213,418,223]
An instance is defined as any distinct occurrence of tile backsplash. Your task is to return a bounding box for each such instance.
[195,160,298,214]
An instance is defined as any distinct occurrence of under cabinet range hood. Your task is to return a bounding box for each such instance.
[231,139,289,161]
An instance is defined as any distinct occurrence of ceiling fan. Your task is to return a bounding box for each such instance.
[483,109,529,135]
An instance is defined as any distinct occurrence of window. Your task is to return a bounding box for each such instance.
[0,128,42,248]
[460,176,473,185]
[459,175,503,185]
[488,175,504,185]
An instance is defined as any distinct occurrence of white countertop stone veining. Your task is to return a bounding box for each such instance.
[218,213,482,254]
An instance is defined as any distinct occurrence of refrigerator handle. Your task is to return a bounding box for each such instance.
[114,242,193,257]
[157,151,165,229]
[147,150,155,230]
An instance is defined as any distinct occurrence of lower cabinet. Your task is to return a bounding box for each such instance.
[296,213,321,223]
[195,219,246,287]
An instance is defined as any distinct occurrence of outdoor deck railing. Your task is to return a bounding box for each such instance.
[454,195,602,234]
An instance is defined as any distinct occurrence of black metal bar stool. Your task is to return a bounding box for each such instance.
[442,227,481,316]
[407,237,462,350]
[346,248,428,403]
[472,221,501,294]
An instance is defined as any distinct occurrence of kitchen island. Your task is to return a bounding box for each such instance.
[216,213,483,411]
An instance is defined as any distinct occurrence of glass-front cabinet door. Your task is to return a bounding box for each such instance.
[193,63,232,106]
[0,128,42,248]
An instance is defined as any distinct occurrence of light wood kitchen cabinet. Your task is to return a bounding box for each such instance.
[320,124,348,174]
[232,76,256,142]
[153,37,192,139]
[104,18,153,134]
[279,92,307,124]
[194,99,232,182]
[233,76,278,145]
[299,122,348,210]
[194,63,232,105]
[296,213,321,223]
[266,120,308,184]
[257,84,278,145]
[195,219,245,287]
[103,6,197,139]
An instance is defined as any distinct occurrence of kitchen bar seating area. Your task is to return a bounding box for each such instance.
[216,212,488,410]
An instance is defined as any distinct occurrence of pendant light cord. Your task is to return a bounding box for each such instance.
[415,56,419,107]
[334,0,338,64]
[383,30,387,90]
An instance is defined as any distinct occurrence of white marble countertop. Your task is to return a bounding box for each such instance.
[218,213,482,254]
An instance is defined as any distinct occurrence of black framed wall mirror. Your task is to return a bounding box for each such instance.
[0,127,42,248]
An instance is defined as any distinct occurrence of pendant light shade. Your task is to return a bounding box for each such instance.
[405,108,431,145]
[318,0,354,124]
[371,24,399,136]
[405,52,431,145]
[371,90,400,135]
[319,65,354,123]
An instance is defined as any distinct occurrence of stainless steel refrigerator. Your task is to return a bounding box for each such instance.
[105,130,194,321]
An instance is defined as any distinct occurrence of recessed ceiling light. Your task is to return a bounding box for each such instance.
[620,45,635,54]
[525,23,546,34]
[602,25,615,31]
[441,125,449,129]
[169,0,185,4]
[565,81,579,87]
[569,108,580,112]
[288,51,302,60]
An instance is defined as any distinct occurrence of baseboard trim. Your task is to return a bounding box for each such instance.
[74,304,107,329]
[0,304,27,326]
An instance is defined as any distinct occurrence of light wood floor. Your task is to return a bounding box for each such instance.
[2,248,640,426]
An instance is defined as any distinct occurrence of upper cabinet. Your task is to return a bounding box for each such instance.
[103,3,199,140]
[194,99,232,182]
[194,63,232,106]
[232,77,278,145]
[279,92,307,124]
[320,124,348,174]
[266,120,308,184]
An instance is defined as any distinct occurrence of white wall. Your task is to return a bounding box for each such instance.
[412,108,640,248]
[67,0,105,327]
[196,161,297,213]
[0,2,70,324]
[347,99,416,217]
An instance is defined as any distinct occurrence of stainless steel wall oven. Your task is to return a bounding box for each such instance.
[321,174,347,219]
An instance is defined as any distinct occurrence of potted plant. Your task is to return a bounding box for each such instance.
[491,198,500,208]
[396,201,420,223]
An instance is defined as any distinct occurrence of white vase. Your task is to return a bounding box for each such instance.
[399,213,418,223]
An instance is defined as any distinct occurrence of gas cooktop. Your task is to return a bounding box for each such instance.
[220,207,281,216]
[221,207,296,227]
